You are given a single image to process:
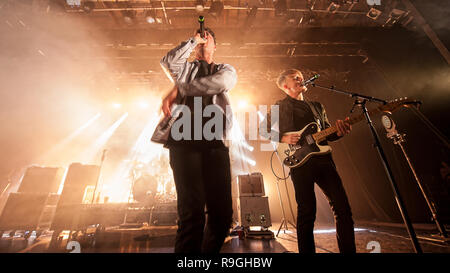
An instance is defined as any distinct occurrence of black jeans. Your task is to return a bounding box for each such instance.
[168,144,232,253]
[290,155,356,253]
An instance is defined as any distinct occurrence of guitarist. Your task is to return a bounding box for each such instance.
[260,69,356,253]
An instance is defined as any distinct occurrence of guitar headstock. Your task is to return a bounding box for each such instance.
[379,97,421,114]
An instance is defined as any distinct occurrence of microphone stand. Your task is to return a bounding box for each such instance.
[311,82,423,253]
[268,140,297,236]
[386,128,448,241]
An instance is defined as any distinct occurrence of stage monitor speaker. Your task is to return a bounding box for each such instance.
[150,202,177,226]
[236,172,265,197]
[81,204,127,228]
[237,196,272,228]
[51,163,100,230]
[0,193,52,230]
[18,166,64,193]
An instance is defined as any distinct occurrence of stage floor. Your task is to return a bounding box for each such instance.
[2,222,449,253]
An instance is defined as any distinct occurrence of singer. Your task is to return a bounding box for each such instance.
[259,69,356,253]
[154,25,237,253]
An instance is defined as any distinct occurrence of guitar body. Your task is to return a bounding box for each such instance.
[276,122,332,169]
[274,98,419,169]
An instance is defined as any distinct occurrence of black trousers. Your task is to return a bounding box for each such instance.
[168,144,232,253]
[290,155,356,253]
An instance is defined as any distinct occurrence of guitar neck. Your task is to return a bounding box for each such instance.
[313,106,383,142]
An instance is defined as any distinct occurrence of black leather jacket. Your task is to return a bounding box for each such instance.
[259,95,341,143]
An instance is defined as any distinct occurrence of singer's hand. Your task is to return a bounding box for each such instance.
[161,86,178,117]
[335,117,352,137]
[194,32,207,44]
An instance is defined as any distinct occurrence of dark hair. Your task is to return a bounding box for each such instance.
[196,27,216,44]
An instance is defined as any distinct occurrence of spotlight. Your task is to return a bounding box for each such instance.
[274,0,287,16]
[327,2,340,14]
[138,101,149,109]
[122,10,136,25]
[247,158,256,167]
[389,9,407,20]
[238,100,248,109]
[112,103,122,109]
[247,5,258,18]
[239,154,256,166]
[209,0,224,17]
[195,0,205,12]
[242,142,254,152]
[145,10,156,24]
[383,9,410,27]
[82,2,95,14]
[66,0,81,6]
[366,7,382,20]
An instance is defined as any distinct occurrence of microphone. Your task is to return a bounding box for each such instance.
[198,16,205,38]
[302,74,320,87]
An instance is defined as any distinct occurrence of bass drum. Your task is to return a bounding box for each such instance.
[132,174,158,204]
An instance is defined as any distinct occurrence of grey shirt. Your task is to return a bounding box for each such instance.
[151,37,238,146]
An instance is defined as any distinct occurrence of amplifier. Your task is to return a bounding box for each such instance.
[18,166,64,194]
[237,196,271,228]
[235,172,265,197]
[0,193,49,230]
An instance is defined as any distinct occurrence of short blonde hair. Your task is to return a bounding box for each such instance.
[276,69,303,91]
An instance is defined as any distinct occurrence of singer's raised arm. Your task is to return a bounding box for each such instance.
[160,37,198,82]
[177,64,237,96]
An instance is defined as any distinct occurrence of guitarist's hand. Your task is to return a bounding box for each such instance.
[162,85,178,117]
[336,117,352,137]
[281,133,301,144]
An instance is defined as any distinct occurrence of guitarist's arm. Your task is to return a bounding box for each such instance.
[259,102,300,145]
[320,103,351,141]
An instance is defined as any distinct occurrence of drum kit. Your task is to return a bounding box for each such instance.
[129,154,176,207]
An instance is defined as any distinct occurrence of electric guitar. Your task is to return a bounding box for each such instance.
[276,98,420,169]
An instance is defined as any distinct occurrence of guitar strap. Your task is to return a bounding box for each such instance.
[305,101,324,130]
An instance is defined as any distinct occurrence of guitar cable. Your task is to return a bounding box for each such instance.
[270,150,290,180]
[270,150,298,225]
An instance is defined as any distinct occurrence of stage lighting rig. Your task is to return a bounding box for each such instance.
[327,2,340,14]
[123,10,136,25]
[209,0,224,17]
[82,1,95,14]
[383,9,411,28]
[145,10,156,24]
[273,0,287,16]
[195,0,205,12]
[66,0,80,6]
[367,7,382,20]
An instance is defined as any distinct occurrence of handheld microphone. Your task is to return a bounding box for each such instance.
[198,16,205,38]
[302,74,320,87]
